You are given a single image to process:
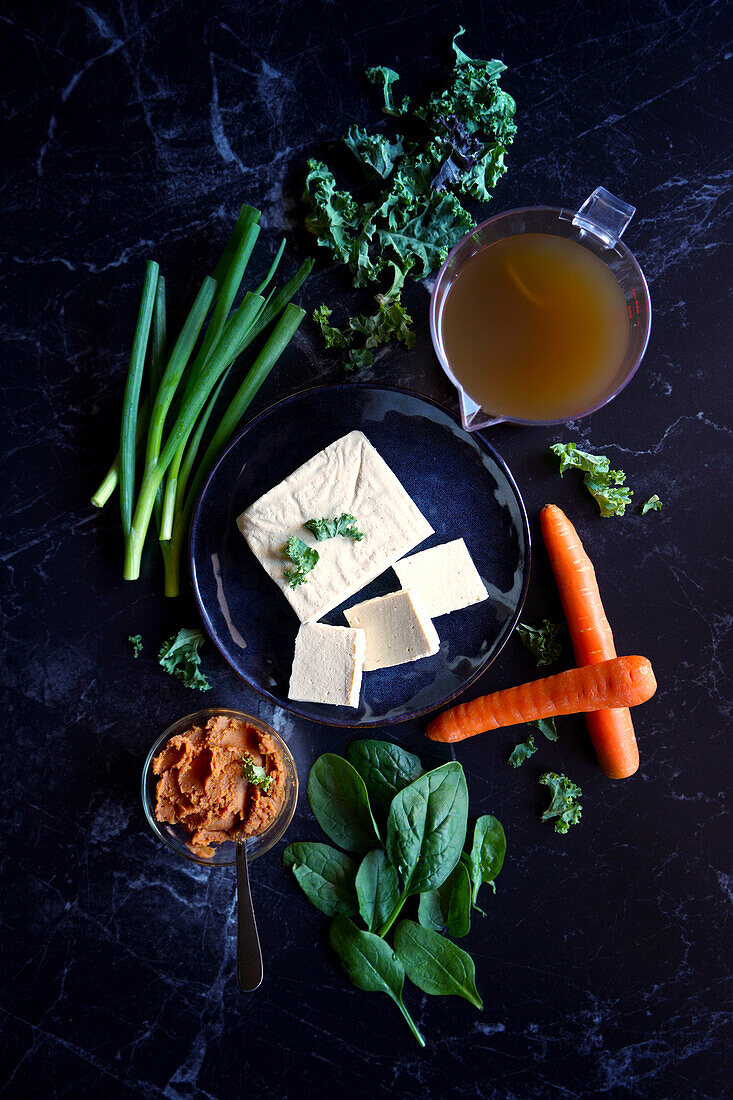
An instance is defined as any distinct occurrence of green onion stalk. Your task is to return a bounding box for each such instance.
[160,302,306,596]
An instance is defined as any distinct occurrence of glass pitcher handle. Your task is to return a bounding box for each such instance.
[572,187,635,247]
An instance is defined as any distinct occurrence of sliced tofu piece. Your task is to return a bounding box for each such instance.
[393,538,489,618]
[344,588,440,671]
[237,431,433,623]
[289,622,366,708]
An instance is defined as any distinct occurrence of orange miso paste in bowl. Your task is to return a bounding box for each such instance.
[439,233,631,423]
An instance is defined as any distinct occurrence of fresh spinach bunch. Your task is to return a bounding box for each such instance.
[283,740,506,1046]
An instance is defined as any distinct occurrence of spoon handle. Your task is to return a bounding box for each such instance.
[236,838,263,991]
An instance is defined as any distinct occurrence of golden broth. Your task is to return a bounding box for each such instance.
[440,233,630,421]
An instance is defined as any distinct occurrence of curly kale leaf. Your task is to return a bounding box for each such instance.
[516,620,563,667]
[641,494,663,514]
[128,634,143,658]
[539,772,582,834]
[243,754,274,793]
[508,734,537,767]
[532,717,559,742]
[343,125,406,179]
[303,160,360,264]
[313,289,415,373]
[550,442,633,517]
[283,536,320,588]
[365,66,410,116]
[158,628,211,691]
[304,514,364,542]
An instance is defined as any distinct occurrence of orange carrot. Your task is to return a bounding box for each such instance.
[541,504,640,779]
[426,656,656,743]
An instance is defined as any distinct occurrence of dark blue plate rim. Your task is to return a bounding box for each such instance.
[189,382,532,727]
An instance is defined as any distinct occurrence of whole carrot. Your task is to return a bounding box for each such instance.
[541,504,640,779]
[426,656,656,744]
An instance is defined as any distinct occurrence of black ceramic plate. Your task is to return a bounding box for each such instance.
[190,384,530,727]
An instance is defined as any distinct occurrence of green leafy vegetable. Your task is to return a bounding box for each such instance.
[307,32,515,368]
[417,859,472,938]
[283,535,319,588]
[329,916,424,1047]
[346,740,424,817]
[508,733,537,767]
[393,920,482,1009]
[642,494,663,514]
[128,634,143,658]
[550,442,633,517]
[539,772,583,834]
[307,754,380,854]
[383,762,469,933]
[158,628,211,691]
[343,125,405,178]
[516,619,563,666]
[287,742,503,1046]
[243,754,273,793]
[283,842,359,918]
[466,815,506,906]
[355,849,401,933]
[364,66,410,117]
[304,514,364,542]
[532,717,559,742]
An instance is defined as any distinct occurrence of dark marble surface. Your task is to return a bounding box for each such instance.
[2,2,731,1097]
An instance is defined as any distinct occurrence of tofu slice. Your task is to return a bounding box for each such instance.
[343,588,440,671]
[289,623,366,708]
[393,538,489,618]
[237,431,433,623]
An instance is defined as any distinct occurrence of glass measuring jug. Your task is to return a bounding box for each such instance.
[429,187,652,430]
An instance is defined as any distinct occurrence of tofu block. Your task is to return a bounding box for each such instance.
[393,538,488,618]
[237,431,433,623]
[344,589,440,671]
[289,623,366,708]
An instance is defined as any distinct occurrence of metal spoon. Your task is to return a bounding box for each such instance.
[235,836,263,991]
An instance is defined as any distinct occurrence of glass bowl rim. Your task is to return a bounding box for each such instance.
[429,204,652,428]
[141,707,298,867]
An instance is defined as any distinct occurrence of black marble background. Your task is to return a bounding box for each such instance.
[2,1,731,1097]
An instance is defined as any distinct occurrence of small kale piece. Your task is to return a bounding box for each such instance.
[343,125,405,179]
[128,634,143,658]
[243,754,274,794]
[284,536,319,588]
[531,717,559,742]
[158,628,211,691]
[539,772,582,834]
[344,347,373,372]
[516,620,563,667]
[364,66,410,116]
[550,442,633,517]
[304,514,364,542]
[303,160,360,264]
[508,734,537,767]
[312,305,348,349]
[641,494,663,514]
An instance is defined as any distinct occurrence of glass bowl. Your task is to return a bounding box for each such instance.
[141,708,298,867]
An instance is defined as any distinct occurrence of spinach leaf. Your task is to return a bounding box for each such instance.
[283,842,358,918]
[307,754,379,853]
[393,920,483,1009]
[355,849,401,933]
[417,859,472,939]
[467,815,506,906]
[386,762,468,897]
[346,739,424,816]
[329,916,425,1047]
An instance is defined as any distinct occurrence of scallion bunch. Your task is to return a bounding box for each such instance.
[91,204,311,596]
